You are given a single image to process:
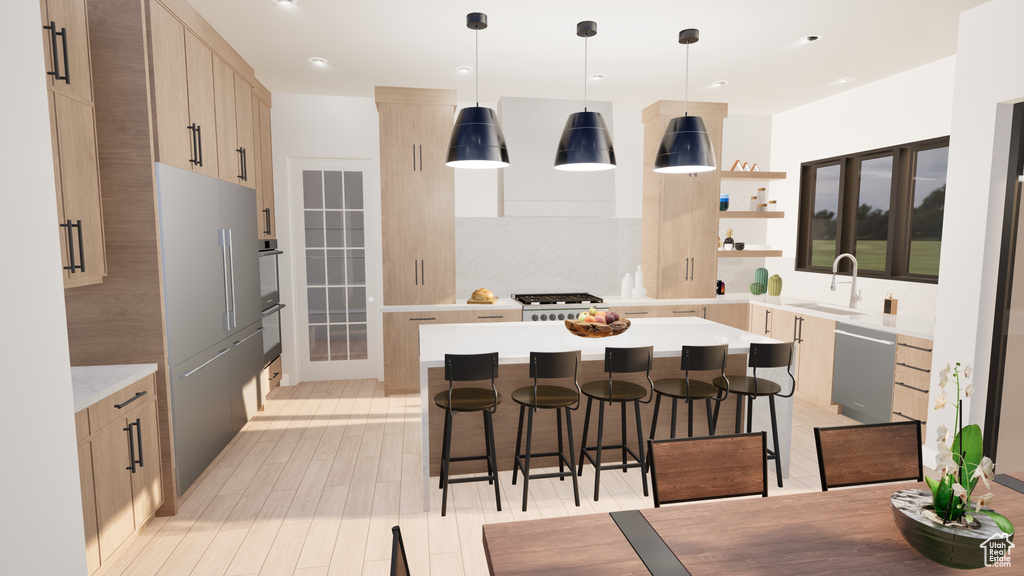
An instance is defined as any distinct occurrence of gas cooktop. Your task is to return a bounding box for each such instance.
[513,293,604,306]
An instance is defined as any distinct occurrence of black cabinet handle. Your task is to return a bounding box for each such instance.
[262,208,272,236]
[409,317,436,321]
[412,144,416,171]
[114,390,147,409]
[896,361,930,374]
[419,144,423,171]
[414,260,418,286]
[133,418,143,468]
[76,220,85,272]
[43,23,61,81]
[58,26,70,84]
[60,220,84,273]
[237,147,245,180]
[630,311,649,315]
[764,310,771,335]
[196,124,203,167]
[798,317,804,343]
[895,381,928,394]
[421,260,425,285]
[673,310,696,315]
[892,411,918,422]
[684,257,690,281]
[124,423,137,473]
[188,124,199,165]
[702,306,707,319]
[897,342,933,353]
[477,315,503,319]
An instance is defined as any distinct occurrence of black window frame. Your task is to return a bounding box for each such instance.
[796,136,949,283]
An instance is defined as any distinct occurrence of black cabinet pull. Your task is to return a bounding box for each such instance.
[60,220,84,272]
[419,145,423,171]
[896,361,930,374]
[196,124,203,167]
[262,208,272,236]
[799,317,804,343]
[897,342,933,353]
[237,147,245,180]
[892,411,918,422]
[124,423,137,473]
[76,220,85,272]
[421,260,425,285]
[409,317,436,321]
[412,144,416,171]
[187,124,199,165]
[57,26,70,83]
[630,311,649,315]
[477,315,503,319]
[702,306,707,319]
[133,418,143,468]
[114,390,147,409]
[764,310,771,335]
[895,381,928,394]
[673,310,696,315]
[43,23,61,80]
[414,260,418,286]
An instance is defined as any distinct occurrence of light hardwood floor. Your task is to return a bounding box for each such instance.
[96,379,869,576]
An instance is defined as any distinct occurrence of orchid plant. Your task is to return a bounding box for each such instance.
[926,362,1013,534]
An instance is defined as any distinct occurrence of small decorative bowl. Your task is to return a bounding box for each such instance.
[564,318,631,338]
[735,242,745,251]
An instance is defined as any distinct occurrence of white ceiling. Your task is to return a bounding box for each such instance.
[188,0,985,115]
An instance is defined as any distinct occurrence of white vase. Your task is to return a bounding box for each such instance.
[621,273,633,298]
[634,266,644,291]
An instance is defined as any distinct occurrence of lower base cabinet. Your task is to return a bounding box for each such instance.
[260,355,283,408]
[76,373,163,574]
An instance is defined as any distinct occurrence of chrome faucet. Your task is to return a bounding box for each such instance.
[831,253,863,309]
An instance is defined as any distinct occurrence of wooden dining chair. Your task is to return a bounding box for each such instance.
[647,432,768,507]
[391,525,411,576]
[814,420,923,491]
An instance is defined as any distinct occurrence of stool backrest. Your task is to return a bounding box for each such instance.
[814,421,923,491]
[681,344,729,372]
[390,525,411,576]
[748,342,793,368]
[530,350,581,380]
[648,432,768,507]
[444,352,499,382]
[604,346,653,374]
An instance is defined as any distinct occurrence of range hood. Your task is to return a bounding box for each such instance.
[497,97,615,217]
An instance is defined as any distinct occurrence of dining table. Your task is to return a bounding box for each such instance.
[482,472,1024,575]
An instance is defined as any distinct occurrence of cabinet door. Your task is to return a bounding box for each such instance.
[703,303,749,330]
[77,441,100,574]
[171,343,233,494]
[148,1,192,170]
[748,304,772,336]
[48,93,70,283]
[212,55,237,183]
[184,31,218,177]
[53,92,106,286]
[92,419,135,563]
[383,312,439,394]
[795,316,836,404]
[251,93,265,234]
[769,309,798,344]
[419,104,454,175]
[379,104,424,175]
[257,99,275,238]
[44,0,93,103]
[234,75,255,189]
[228,321,264,433]
[382,175,427,305]
[128,399,162,527]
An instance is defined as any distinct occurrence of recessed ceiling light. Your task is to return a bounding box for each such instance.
[275,0,295,4]
[456,65,473,74]
[802,35,820,42]
[836,76,856,84]
[590,73,606,81]
[711,80,728,87]
[308,57,328,66]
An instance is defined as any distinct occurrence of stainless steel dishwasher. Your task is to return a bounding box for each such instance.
[831,322,897,424]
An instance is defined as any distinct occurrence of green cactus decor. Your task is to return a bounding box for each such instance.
[750,267,769,295]
[767,274,783,296]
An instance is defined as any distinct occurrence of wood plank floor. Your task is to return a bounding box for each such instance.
[97,379,885,576]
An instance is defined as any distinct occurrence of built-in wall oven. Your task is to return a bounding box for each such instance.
[259,239,284,365]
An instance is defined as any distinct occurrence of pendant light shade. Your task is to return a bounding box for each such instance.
[554,20,615,171]
[653,28,717,174]
[446,13,510,169]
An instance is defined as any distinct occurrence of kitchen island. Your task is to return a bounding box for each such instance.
[416,317,788,509]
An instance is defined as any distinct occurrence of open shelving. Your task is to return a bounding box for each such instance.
[718,210,785,219]
[720,170,787,181]
[717,249,783,258]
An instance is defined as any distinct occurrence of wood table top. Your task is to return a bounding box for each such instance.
[483,481,1024,576]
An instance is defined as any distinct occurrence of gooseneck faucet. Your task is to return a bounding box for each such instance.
[831,253,863,309]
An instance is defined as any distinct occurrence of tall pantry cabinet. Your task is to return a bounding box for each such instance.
[41,0,107,288]
[375,87,457,305]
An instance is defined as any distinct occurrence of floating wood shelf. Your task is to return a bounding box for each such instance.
[720,171,787,181]
[717,250,784,258]
[718,211,785,219]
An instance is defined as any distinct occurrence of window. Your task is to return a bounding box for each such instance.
[797,136,948,281]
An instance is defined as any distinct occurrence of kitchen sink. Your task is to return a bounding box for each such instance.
[789,302,868,316]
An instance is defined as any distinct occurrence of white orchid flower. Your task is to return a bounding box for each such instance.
[936,424,951,445]
[971,457,995,489]
[939,368,949,389]
[934,389,948,410]
[964,364,973,379]
[965,383,976,398]
[936,443,959,478]
[975,492,995,511]
[952,482,968,503]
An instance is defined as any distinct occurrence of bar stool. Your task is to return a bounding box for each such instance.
[577,346,653,501]
[648,344,730,454]
[434,352,501,517]
[712,342,794,487]
[510,351,582,512]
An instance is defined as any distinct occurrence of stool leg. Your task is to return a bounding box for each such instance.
[594,400,605,501]
[634,400,649,498]
[770,395,783,488]
[734,393,743,434]
[712,390,723,433]
[647,394,662,473]
[512,404,525,485]
[578,397,593,477]
[556,408,565,480]
[483,411,495,486]
[687,399,694,438]
[440,410,453,517]
[565,407,580,507]
[746,396,754,436]
[705,399,715,435]
[621,402,628,473]
[522,406,533,512]
[485,410,502,511]
[670,399,678,439]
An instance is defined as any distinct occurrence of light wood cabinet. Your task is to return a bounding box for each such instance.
[641,101,727,299]
[260,355,283,407]
[794,315,837,408]
[382,309,519,395]
[748,303,773,337]
[212,58,256,189]
[891,334,932,440]
[40,0,93,103]
[376,87,457,305]
[255,97,275,238]
[234,75,255,189]
[76,373,163,573]
[703,303,750,330]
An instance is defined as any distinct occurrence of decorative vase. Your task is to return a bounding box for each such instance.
[723,228,735,251]
[767,274,783,296]
[891,489,1014,569]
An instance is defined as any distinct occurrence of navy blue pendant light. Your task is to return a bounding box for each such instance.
[654,28,717,174]
[446,12,510,169]
[554,21,616,171]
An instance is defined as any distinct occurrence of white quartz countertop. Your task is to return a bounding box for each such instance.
[382,297,521,313]
[419,317,780,367]
[71,363,158,413]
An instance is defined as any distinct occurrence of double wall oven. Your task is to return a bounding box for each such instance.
[259,239,285,365]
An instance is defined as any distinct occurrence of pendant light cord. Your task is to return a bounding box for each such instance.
[475,29,480,106]
[584,35,588,112]
[684,40,690,117]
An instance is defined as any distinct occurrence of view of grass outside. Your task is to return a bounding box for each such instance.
[810,164,840,268]
[908,146,947,276]
[854,156,893,272]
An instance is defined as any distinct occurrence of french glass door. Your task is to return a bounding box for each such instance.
[290,159,382,380]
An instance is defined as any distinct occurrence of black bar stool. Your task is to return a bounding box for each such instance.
[577,346,653,501]
[712,342,795,487]
[648,344,730,453]
[434,352,501,517]
[510,351,582,512]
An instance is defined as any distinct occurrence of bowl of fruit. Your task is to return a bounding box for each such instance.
[564,308,631,338]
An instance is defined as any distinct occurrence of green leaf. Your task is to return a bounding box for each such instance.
[975,509,1015,535]
[925,475,939,496]
[952,424,984,494]
[934,475,965,519]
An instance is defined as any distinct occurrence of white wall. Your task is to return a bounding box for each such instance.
[0,3,86,573]
[767,56,956,318]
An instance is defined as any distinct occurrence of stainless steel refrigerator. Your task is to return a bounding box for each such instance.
[156,163,264,494]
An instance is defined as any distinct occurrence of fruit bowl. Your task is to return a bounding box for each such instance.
[564,318,631,338]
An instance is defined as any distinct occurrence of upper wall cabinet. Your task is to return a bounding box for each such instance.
[255,97,275,238]
[212,57,256,189]
[40,0,93,104]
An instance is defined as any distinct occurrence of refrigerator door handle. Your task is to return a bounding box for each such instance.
[233,326,265,346]
[220,229,231,330]
[227,228,237,329]
[180,348,231,379]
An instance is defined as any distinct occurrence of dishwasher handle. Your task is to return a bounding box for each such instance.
[833,329,895,346]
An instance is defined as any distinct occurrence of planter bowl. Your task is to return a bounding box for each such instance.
[564,318,631,338]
